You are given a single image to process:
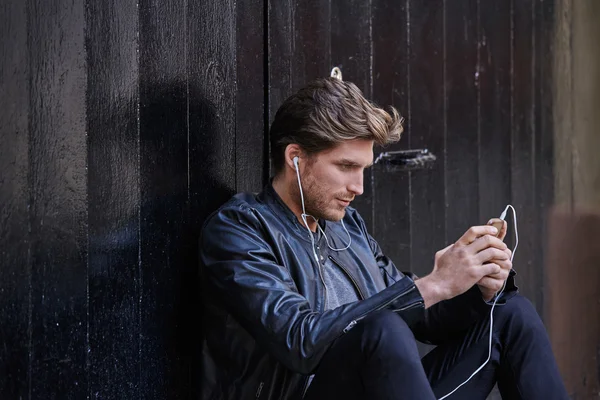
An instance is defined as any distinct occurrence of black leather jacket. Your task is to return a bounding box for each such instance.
[199,184,517,400]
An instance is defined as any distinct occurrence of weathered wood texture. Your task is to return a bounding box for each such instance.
[0,0,265,398]
[1,0,587,398]
[549,0,600,398]
[267,0,552,310]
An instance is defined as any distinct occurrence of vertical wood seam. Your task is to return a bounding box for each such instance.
[476,0,482,222]
[25,0,33,396]
[406,0,413,270]
[136,0,142,396]
[442,0,448,245]
[83,0,91,395]
[264,0,271,182]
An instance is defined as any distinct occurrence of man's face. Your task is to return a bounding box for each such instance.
[297,139,374,221]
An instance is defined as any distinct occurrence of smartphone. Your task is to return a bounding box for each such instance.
[490,220,504,239]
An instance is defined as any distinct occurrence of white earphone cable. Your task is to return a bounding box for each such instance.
[293,157,352,257]
[437,205,518,399]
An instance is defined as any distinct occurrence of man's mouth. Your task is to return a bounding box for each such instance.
[337,198,352,206]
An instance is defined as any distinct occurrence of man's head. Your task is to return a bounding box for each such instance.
[270,77,403,222]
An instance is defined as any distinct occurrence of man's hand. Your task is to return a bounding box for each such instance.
[477,218,513,301]
[415,225,510,308]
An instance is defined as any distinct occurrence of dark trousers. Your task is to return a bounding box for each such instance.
[304,294,569,400]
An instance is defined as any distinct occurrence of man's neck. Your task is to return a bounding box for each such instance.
[272,174,319,232]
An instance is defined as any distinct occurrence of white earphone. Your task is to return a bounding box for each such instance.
[291,154,351,264]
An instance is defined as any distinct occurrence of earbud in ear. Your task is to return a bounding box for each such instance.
[293,156,299,170]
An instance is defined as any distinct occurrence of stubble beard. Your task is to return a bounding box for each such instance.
[297,172,347,222]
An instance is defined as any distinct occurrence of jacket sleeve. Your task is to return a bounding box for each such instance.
[411,268,520,344]
[364,221,519,345]
[200,205,424,375]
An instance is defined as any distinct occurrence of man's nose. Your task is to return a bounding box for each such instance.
[348,173,364,196]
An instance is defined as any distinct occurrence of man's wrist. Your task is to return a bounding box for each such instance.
[414,274,446,309]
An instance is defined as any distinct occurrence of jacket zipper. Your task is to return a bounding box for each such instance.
[255,381,264,398]
[328,255,366,300]
[342,286,420,333]
[314,245,328,310]
[301,376,311,398]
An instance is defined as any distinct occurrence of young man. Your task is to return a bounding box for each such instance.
[199,78,568,399]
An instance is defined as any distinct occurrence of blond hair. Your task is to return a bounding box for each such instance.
[270,77,403,172]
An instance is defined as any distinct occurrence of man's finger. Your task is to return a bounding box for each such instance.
[478,263,501,278]
[476,248,509,265]
[477,276,505,292]
[457,225,500,246]
[477,269,509,286]
[469,234,507,253]
[494,258,513,271]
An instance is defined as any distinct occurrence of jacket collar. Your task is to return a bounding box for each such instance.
[260,180,327,244]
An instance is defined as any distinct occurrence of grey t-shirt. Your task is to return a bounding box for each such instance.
[322,256,361,310]
[304,229,361,396]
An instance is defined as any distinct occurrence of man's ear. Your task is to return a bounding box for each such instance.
[284,144,303,171]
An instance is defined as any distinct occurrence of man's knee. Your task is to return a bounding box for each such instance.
[359,310,416,347]
[357,310,422,368]
[498,294,547,339]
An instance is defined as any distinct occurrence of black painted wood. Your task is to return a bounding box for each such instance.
[139,0,190,397]
[371,0,412,271]
[27,0,88,397]
[85,0,140,397]
[267,0,332,175]
[268,0,332,120]
[266,0,292,138]
[478,0,512,238]
[511,0,539,309]
[535,0,556,318]
[407,0,446,278]
[330,0,374,232]
[236,0,266,192]
[0,0,30,397]
[445,0,480,246]
[188,0,237,229]
[0,1,560,397]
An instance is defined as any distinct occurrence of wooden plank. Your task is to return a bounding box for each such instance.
[236,0,266,192]
[85,0,141,397]
[551,0,573,208]
[188,4,238,396]
[371,0,411,271]
[188,0,237,228]
[571,0,600,208]
[271,0,331,105]
[477,0,512,238]
[27,0,88,396]
[330,0,373,231]
[535,0,556,316]
[0,0,30,397]
[407,0,446,278]
[267,0,331,172]
[545,209,600,398]
[444,0,479,246]
[511,0,541,309]
[266,0,293,134]
[268,0,331,105]
[291,0,331,90]
[138,0,189,396]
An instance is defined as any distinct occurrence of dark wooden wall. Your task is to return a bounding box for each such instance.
[1,0,556,398]
[267,0,554,308]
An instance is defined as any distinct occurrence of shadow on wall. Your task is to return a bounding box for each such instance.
[143,80,235,396]
[88,80,234,397]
